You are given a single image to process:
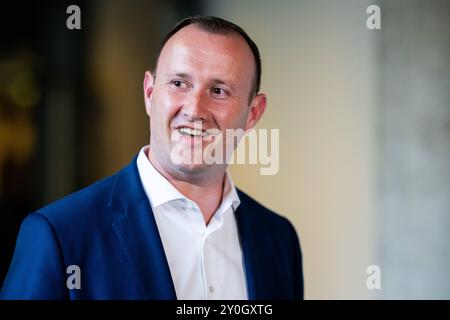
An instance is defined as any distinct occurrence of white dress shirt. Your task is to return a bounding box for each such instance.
[136,146,248,300]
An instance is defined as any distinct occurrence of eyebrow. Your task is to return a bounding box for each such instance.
[169,72,192,80]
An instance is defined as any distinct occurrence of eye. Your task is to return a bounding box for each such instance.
[211,87,229,98]
[170,80,189,89]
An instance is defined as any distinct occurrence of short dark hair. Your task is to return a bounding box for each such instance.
[153,15,262,101]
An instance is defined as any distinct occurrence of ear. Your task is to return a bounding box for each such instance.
[143,71,155,117]
[244,93,267,131]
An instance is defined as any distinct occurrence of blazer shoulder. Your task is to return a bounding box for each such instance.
[237,188,298,235]
[36,173,117,226]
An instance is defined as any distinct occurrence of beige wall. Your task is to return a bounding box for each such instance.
[206,0,377,299]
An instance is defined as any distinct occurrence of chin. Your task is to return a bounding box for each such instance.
[173,162,212,176]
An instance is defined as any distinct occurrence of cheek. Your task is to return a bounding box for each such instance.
[217,106,249,130]
[151,91,181,125]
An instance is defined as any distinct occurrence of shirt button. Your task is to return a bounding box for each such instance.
[209,286,215,293]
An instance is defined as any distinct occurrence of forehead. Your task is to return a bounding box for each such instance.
[157,25,255,82]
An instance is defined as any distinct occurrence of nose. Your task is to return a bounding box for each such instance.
[181,90,208,121]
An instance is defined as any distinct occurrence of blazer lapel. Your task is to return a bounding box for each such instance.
[109,157,176,299]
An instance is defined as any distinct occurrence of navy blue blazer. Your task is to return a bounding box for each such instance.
[1,157,303,300]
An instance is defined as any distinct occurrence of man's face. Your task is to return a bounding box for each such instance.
[143,25,266,179]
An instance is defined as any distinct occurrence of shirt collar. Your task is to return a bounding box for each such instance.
[136,145,240,212]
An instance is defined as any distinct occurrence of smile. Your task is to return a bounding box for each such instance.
[178,127,209,137]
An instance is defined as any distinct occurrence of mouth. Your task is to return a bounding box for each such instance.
[177,126,209,137]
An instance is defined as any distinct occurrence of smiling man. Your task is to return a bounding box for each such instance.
[1,16,303,300]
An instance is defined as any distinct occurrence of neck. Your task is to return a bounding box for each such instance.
[147,148,225,225]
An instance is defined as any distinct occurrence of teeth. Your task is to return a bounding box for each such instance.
[179,127,206,137]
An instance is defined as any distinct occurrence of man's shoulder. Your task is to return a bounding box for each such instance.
[236,188,297,233]
[35,172,118,226]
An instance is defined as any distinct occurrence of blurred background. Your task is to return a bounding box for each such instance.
[0,0,448,299]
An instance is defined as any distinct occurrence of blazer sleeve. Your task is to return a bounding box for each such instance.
[1,212,68,300]
[282,217,304,300]
[291,224,304,300]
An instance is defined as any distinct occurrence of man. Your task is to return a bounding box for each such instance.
[1,16,303,300]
